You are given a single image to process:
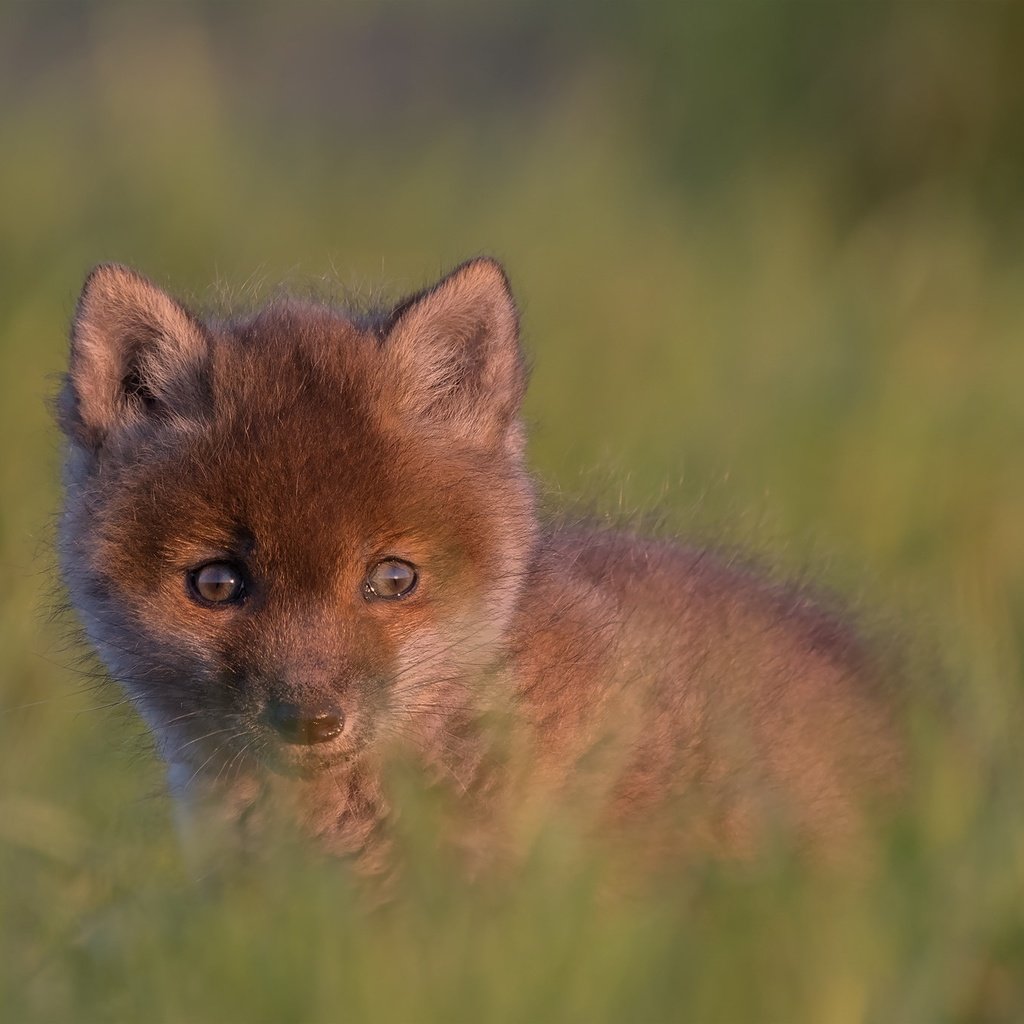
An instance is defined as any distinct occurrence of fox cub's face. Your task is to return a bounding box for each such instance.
[57,261,536,782]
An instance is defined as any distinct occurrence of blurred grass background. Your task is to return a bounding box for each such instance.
[2,2,1023,1021]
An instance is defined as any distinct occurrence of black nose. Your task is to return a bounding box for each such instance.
[267,698,344,745]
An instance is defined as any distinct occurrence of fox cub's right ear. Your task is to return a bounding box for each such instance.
[58,265,210,450]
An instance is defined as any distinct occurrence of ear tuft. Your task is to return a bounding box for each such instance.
[58,265,210,449]
[383,258,526,448]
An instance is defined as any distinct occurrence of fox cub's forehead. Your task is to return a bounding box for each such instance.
[197,322,403,514]
[139,389,449,579]
[217,302,383,410]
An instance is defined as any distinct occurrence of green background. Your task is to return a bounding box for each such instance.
[2,3,1023,1021]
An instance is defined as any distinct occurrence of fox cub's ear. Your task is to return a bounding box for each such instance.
[383,258,526,449]
[58,265,210,449]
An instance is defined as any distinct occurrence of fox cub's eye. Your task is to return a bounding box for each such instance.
[365,559,418,600]
[188,562,245,605]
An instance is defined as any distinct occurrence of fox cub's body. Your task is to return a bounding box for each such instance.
[58,260,898,864]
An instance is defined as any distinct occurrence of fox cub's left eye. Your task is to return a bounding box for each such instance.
[188,562,245,605]
[365,559,418,600]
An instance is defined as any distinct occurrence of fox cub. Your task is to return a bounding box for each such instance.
[57,259,900,866]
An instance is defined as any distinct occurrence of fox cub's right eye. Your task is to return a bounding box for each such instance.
[188,562,246,606]
[365,559,418,600]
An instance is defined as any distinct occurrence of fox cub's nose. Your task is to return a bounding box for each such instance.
[267,698,344,745]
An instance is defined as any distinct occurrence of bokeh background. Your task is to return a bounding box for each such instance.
[2,3,1023,1021]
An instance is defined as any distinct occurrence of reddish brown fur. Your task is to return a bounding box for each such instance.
[57,260,901,869]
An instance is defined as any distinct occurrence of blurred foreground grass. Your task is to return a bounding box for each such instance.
[1,6,1023,1022]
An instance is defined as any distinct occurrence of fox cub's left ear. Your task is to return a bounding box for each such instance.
[58,264,210,451]
[383,258,527,450]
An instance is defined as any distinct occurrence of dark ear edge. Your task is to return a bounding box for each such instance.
[380,257,527,448]
[380,257,518,339]
[58,264,210,451]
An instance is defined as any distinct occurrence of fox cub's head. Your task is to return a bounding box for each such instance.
[57,260,536,781]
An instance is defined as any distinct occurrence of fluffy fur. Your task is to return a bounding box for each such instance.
[57,260,901,869]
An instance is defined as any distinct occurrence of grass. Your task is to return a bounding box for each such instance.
[2,6,1023,1022]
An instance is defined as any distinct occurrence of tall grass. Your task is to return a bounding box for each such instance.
[1,6,1022,1021]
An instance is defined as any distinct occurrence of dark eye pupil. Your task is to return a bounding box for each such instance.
[192,563,243,604]
[367,559,417,599]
